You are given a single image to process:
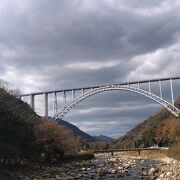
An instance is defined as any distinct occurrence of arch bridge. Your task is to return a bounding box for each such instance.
[19,77,180,119]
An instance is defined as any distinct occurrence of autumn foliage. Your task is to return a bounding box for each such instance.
[154,118,180,146]
[34,118,80,160]
[112,97,180,150]
[0,80,81,163]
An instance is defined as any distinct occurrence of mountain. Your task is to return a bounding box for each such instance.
[56,119,114,143]
[111,98,180,149]
[56,118,96,142]
[94,135,114,143]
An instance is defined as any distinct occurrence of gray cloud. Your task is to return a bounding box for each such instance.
[1,0,180,64]
[0,0,180,137]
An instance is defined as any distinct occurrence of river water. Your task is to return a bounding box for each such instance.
[68,153,161,179]
[1,152,179,179]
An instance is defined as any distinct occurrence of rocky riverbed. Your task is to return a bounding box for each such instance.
[1,152,180,179]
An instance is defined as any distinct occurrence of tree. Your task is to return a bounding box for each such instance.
[142,130,154,147]
[154,119,180,146]
[0,79,20,96]
[0,88,38,162]
[34,118,79,160]
[89,141,108,150]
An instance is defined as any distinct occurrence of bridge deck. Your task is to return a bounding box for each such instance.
[19,76,180,97]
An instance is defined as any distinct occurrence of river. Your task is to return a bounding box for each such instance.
[3,152,180,179]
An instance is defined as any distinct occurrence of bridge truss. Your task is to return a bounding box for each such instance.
[19,77,180,119]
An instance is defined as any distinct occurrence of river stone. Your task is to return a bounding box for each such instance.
[54,175,60,179]
[74,174,83,179]
[19,176,30,180]
[98,164,104,167]
[59,172,66,177]
[142,171,148,176]
[141,166,148,170]
[63,176,74,180]
[124,169,129,173]
[148,167,156,175]
[111,169,116,173]
[117,166,123,170]
[124,163,130,168]
[111,158,117,162]
[166,172,172,176]
[159,173,165,178]
[141,160,145,164]
[42,173,51,177]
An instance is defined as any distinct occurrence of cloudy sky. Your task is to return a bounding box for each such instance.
[0,0,180,138]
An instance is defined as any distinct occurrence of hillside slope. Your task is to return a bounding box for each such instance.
[111,98,180,149]
[0,87,81,161]
[56,118,96,142]
[94,135,114,143]
[0,88,40,159]
[56,119,115,143]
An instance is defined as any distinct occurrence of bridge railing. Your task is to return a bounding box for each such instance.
[18,76,180,118]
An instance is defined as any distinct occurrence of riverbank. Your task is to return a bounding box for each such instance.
[1,152,180,179]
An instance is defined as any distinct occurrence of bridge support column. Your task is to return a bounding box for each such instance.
[72,90,75,100]
[44,93,48,117]
[170,78,174,105]
[30,94,35,110]
[63,91,66,105]
[138,82,140,89]
[81,88,85,95]
[53,92,57,116]
[148,81,151,93]
[159,80,163,98]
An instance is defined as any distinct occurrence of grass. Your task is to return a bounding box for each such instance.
[167,143,180,161]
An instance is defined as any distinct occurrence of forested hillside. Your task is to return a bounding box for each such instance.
[111,98,180,149]
[0,87,39,160]
[0,82,80,163]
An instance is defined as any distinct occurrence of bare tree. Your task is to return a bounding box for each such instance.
[0,79,21,96]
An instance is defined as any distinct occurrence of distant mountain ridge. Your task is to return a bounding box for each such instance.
[55,118,114,143]
[56,118,96,142]
[94,135,114,143]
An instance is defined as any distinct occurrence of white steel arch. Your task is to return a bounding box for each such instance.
[54,84,180,120]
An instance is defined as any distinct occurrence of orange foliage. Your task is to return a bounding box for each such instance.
[34,118,79,156]
[154,118,180,145]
